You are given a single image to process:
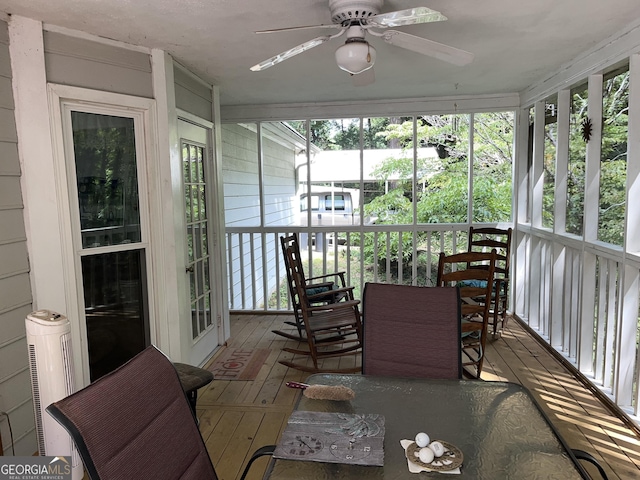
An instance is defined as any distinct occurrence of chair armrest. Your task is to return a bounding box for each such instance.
[493,277,508,288]
[307,286,355,301]
[307,271,347,286]
[239,445,276,480]
[307,299,361,312]
[571,449,609,479]
[304,281,334,290]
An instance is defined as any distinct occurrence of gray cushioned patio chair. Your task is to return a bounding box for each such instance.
[362,282,462,379]
[46,346,274,480]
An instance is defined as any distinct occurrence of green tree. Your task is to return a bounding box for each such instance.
[359,113,513,278]
[288,118,393,150]
[598,69,628,245]
[365,113,513,225]
[566,70,628,244]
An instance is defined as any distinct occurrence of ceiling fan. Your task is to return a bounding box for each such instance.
[250,0,473,85]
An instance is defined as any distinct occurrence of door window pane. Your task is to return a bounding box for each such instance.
[183,142,214,339]
[72,112,141,248]
[82,249,148,381]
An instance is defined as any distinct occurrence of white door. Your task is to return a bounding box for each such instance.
[179,118,220,364]
[64,107,153,381]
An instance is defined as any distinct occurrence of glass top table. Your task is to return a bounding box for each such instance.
[266,374,588,479]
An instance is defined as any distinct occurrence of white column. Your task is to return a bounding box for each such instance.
[9,17,67,313]
[513,108,530,319]
[550,90,570,346]
[211,85,231,343]
[150,49,184,360]
[583,74,603,242]
[531,101,545,228]
[616,53,640,410]
[554,90,570,233]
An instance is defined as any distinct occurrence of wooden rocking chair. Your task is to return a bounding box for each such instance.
[273,233,349,341]
[278,237,363,373]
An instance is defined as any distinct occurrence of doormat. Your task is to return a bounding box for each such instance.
[206,348,271,380]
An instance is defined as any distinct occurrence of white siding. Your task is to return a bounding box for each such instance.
[43,30,153,98]
[222,123,297,309]
[0,19,36,455]
[222,123,260,227]
[174,65,213,122]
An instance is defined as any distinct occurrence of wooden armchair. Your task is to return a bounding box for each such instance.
[467,226,513,335]
[436,250,497,379]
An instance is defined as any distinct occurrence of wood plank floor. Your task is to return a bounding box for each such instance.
[196,314,640,480]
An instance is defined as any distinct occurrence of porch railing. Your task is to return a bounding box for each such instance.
[226,225,471,312]
[225,224,640,425]
[515,225,640,424]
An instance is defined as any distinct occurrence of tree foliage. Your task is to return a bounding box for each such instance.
[364,113,513,226]
[548,70,628,244]
[289,114,515,279]
[598,70,628,245]
[288,118,392,150]
[357,113,514,274]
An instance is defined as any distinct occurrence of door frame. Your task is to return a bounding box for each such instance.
[177,111,224,365]
[48,84,160,385]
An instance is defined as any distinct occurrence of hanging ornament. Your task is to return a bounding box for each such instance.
[581,117,593,143]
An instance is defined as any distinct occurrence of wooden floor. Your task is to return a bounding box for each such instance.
[195,313,640,480]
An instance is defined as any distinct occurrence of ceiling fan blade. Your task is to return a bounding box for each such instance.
[381,30,474,66]
[352,68,375,87]
[250,35,333,71]
[368,7,447,28]
[256,23,342,34]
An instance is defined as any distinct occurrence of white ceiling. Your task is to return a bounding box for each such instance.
[1,0,639,107]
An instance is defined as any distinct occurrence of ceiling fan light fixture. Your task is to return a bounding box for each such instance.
[335,38,376,74]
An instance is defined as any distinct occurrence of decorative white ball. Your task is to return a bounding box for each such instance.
[418,447,435,464]
[429,441,445,457]
[415,432,430,448]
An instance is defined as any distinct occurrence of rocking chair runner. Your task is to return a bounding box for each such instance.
[278,238,363,373]
[274,233,350,341]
